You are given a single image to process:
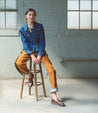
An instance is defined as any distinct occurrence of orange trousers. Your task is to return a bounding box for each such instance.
[15,50,58,92]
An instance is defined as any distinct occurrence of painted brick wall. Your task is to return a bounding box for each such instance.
[0,0,98,78]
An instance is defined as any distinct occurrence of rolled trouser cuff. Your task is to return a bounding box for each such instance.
[51,88,58,93]
[24,71,31,76]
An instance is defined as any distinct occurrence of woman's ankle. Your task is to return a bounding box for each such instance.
[51,92,58,100]
[28,73,32,78]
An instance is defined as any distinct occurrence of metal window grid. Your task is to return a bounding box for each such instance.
[0,0,18,29]
[67,0,98,30]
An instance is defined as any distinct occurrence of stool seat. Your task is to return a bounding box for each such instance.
[20,59,46,101]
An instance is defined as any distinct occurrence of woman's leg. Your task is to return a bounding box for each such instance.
[41,53,65,106]
[41,53,58,92]
[15,50,34,87]
[15,50,30,75]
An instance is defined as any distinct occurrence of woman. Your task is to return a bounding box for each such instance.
[15,8,65,107]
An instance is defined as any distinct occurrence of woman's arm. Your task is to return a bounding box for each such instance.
[38,24,45,56]
[20,31,32,55]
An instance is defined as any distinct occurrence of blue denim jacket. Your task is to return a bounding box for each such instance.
[19,22,45,56]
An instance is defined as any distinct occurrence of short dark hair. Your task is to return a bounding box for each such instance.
[25,8,36,16]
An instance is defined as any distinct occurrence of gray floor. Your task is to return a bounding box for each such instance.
[0,79,98,113]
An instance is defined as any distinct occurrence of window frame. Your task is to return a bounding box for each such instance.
[67,0,98,30]
[0,0,19,36]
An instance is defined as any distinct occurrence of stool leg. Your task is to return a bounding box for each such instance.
[34,63,38,101]
[39,63,46,97]
[20,74,25,99]
[29,58,32,95]
[29,87,31,95]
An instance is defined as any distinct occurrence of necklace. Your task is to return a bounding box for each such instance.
[28,26,34,33]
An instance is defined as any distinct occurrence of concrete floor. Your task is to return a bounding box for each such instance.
[0,79,98,113]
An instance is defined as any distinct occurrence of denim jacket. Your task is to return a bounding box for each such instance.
[19,22,45,56]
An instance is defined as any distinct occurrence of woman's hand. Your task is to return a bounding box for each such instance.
[37,55,42,64]
[31,54,39,64]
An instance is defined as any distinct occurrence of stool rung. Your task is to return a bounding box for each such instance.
[24,82,29,85]
[24,82,43,86]
[35,82,43,86]
[31,70,41,73]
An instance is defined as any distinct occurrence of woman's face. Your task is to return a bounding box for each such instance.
[26,11,36,22]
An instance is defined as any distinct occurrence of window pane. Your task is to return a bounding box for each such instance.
[80,12,91,29]
[6,0,16,9]
[0,0,4,9]
[93,12,98,29]
[68,0,79,10]
[6,12,17,29]
[0,12,5,29]
[68,12,79,29]
[80,0,91,10]
[93,0,98,10]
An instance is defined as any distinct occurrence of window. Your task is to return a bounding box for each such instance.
[67,0,98,29]
[0,0,17,29]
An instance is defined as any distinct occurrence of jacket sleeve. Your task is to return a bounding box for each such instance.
[38,24,45,56]
[20,31,32,55]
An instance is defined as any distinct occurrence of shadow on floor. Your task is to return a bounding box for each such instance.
[60,97,98,105]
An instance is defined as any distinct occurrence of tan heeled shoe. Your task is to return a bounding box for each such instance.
[51,99,66,107]
[28,73,34,87]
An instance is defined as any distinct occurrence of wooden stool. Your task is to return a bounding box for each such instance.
[20,58,46,101]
